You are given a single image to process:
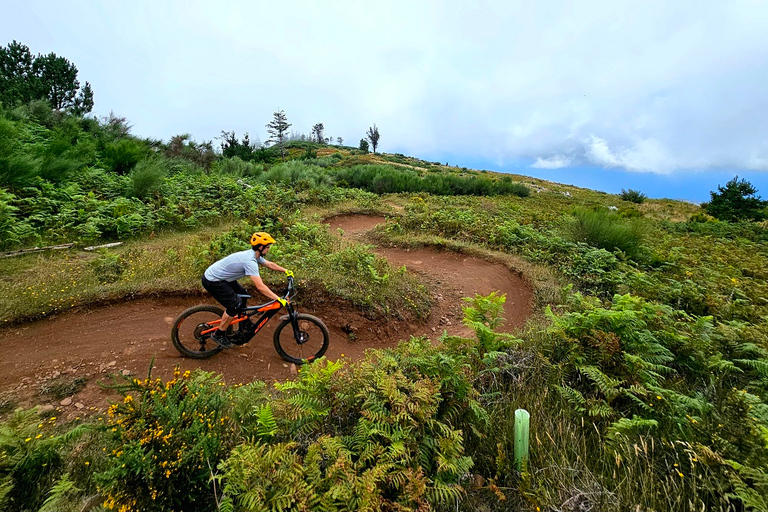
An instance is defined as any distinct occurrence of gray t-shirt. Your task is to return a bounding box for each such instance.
[204,249,267,282]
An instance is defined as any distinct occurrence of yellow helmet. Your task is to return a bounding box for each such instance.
[250,232,275,248]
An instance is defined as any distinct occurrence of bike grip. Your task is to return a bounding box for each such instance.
[284,270,294,277]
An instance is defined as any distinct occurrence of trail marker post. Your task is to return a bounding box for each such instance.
[514,408,530,472]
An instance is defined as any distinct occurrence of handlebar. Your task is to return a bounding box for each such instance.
[281,275,297,301]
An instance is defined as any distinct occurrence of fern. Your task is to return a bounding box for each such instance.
[579,365,622,400]
[254,404,278,440]
[734,358,768,379]
[39,473,79,512]
[557,385,587,413]
[606,416,658,442]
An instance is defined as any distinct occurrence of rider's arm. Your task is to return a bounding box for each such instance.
[249,275,281,301]
[261,260,287,273]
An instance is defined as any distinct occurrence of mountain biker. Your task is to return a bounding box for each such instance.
[201,232,291,348]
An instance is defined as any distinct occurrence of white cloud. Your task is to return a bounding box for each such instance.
[583,136,677,174]
[4,1,768,176]
[531,155,572,169]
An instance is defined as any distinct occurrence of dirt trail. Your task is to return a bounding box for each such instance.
[0,215,533,417]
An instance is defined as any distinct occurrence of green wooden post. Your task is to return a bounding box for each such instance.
[514,408,530,472]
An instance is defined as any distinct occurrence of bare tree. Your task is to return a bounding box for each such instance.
[336,137,343,146]
[266,109,291,161]
[366,124,380,153]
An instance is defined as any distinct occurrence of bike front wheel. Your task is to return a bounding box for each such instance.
[273,313,330,365]
[171,305,226,359]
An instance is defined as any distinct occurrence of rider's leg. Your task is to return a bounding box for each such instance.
[217,310,234,332]
[202,277,241,336]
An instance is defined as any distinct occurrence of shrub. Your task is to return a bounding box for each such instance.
[128,158,167,199]
[569,208,645,258]
[331,164,530,197]
[103,138,149,175]
[688,211,717,223]
[215,156,263,177]
[96,369,237,512]
[620,188,647,204]
[90,251,126,284]
[0,189,36,250]
[0,408,88,512]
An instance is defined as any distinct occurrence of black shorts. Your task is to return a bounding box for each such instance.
[201,276,248,316]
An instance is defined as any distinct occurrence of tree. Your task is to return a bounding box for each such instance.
[337,137,343,146]
[703,176,768,222]
[0,41,35,106]
[266,110,291,161]
[33,52,79,110]
[72,81,94,116]
[311,123,325,144]
[0,41,94,114]
[366,124,380,153]
[359,138,369,153]
[220,130,256,161]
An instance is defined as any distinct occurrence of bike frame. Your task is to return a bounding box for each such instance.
[199,277,302,343]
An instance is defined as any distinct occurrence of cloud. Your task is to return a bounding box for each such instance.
[531,155,572,169]
[5,2,768,177]
[583,136,677,174]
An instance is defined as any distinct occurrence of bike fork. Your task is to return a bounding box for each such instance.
[287,304,303,343]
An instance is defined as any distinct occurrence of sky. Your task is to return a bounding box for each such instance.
[4,1,768,203]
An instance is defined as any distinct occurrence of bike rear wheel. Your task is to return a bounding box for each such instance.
[273,313,330,365]
[171,305,227,359]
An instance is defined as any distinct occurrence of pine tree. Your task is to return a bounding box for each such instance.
[266,110,291,161]
[704,176,768,222]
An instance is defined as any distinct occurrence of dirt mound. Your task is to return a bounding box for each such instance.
[0,215,533,418]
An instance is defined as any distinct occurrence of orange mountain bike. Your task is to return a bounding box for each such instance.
[170,275,329,364]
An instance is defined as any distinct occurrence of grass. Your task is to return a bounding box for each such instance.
[39,377,87,400]
[569,208,646,258]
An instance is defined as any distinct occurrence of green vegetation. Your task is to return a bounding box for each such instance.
[704,176,768,222]
[2,50,768,510]
[619,188,647,203]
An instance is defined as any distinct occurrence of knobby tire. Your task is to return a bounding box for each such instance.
[273,313,330,365]
[171,304,225,359]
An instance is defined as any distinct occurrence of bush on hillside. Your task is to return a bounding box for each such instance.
[128,158,167,199]
[103,138,149,175]
[331,164,530,197]
[569,208,645,258]
[620,188,647,204]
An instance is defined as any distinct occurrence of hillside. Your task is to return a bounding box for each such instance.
[1,102,768,511]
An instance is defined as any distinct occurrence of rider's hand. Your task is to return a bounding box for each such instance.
[284,270,294,277]
[277,297,289,307]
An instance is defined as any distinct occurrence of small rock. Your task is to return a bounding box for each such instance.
[60,398,72,406]
[38,405,55,413]
[74,402,85,409]
[164,317,174,324]
[289,364,298,376]
[282,363,288,368]
[107,361,116,367]
[51,371,61,378]
[239,353,248,359]
[121,369,131,376]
